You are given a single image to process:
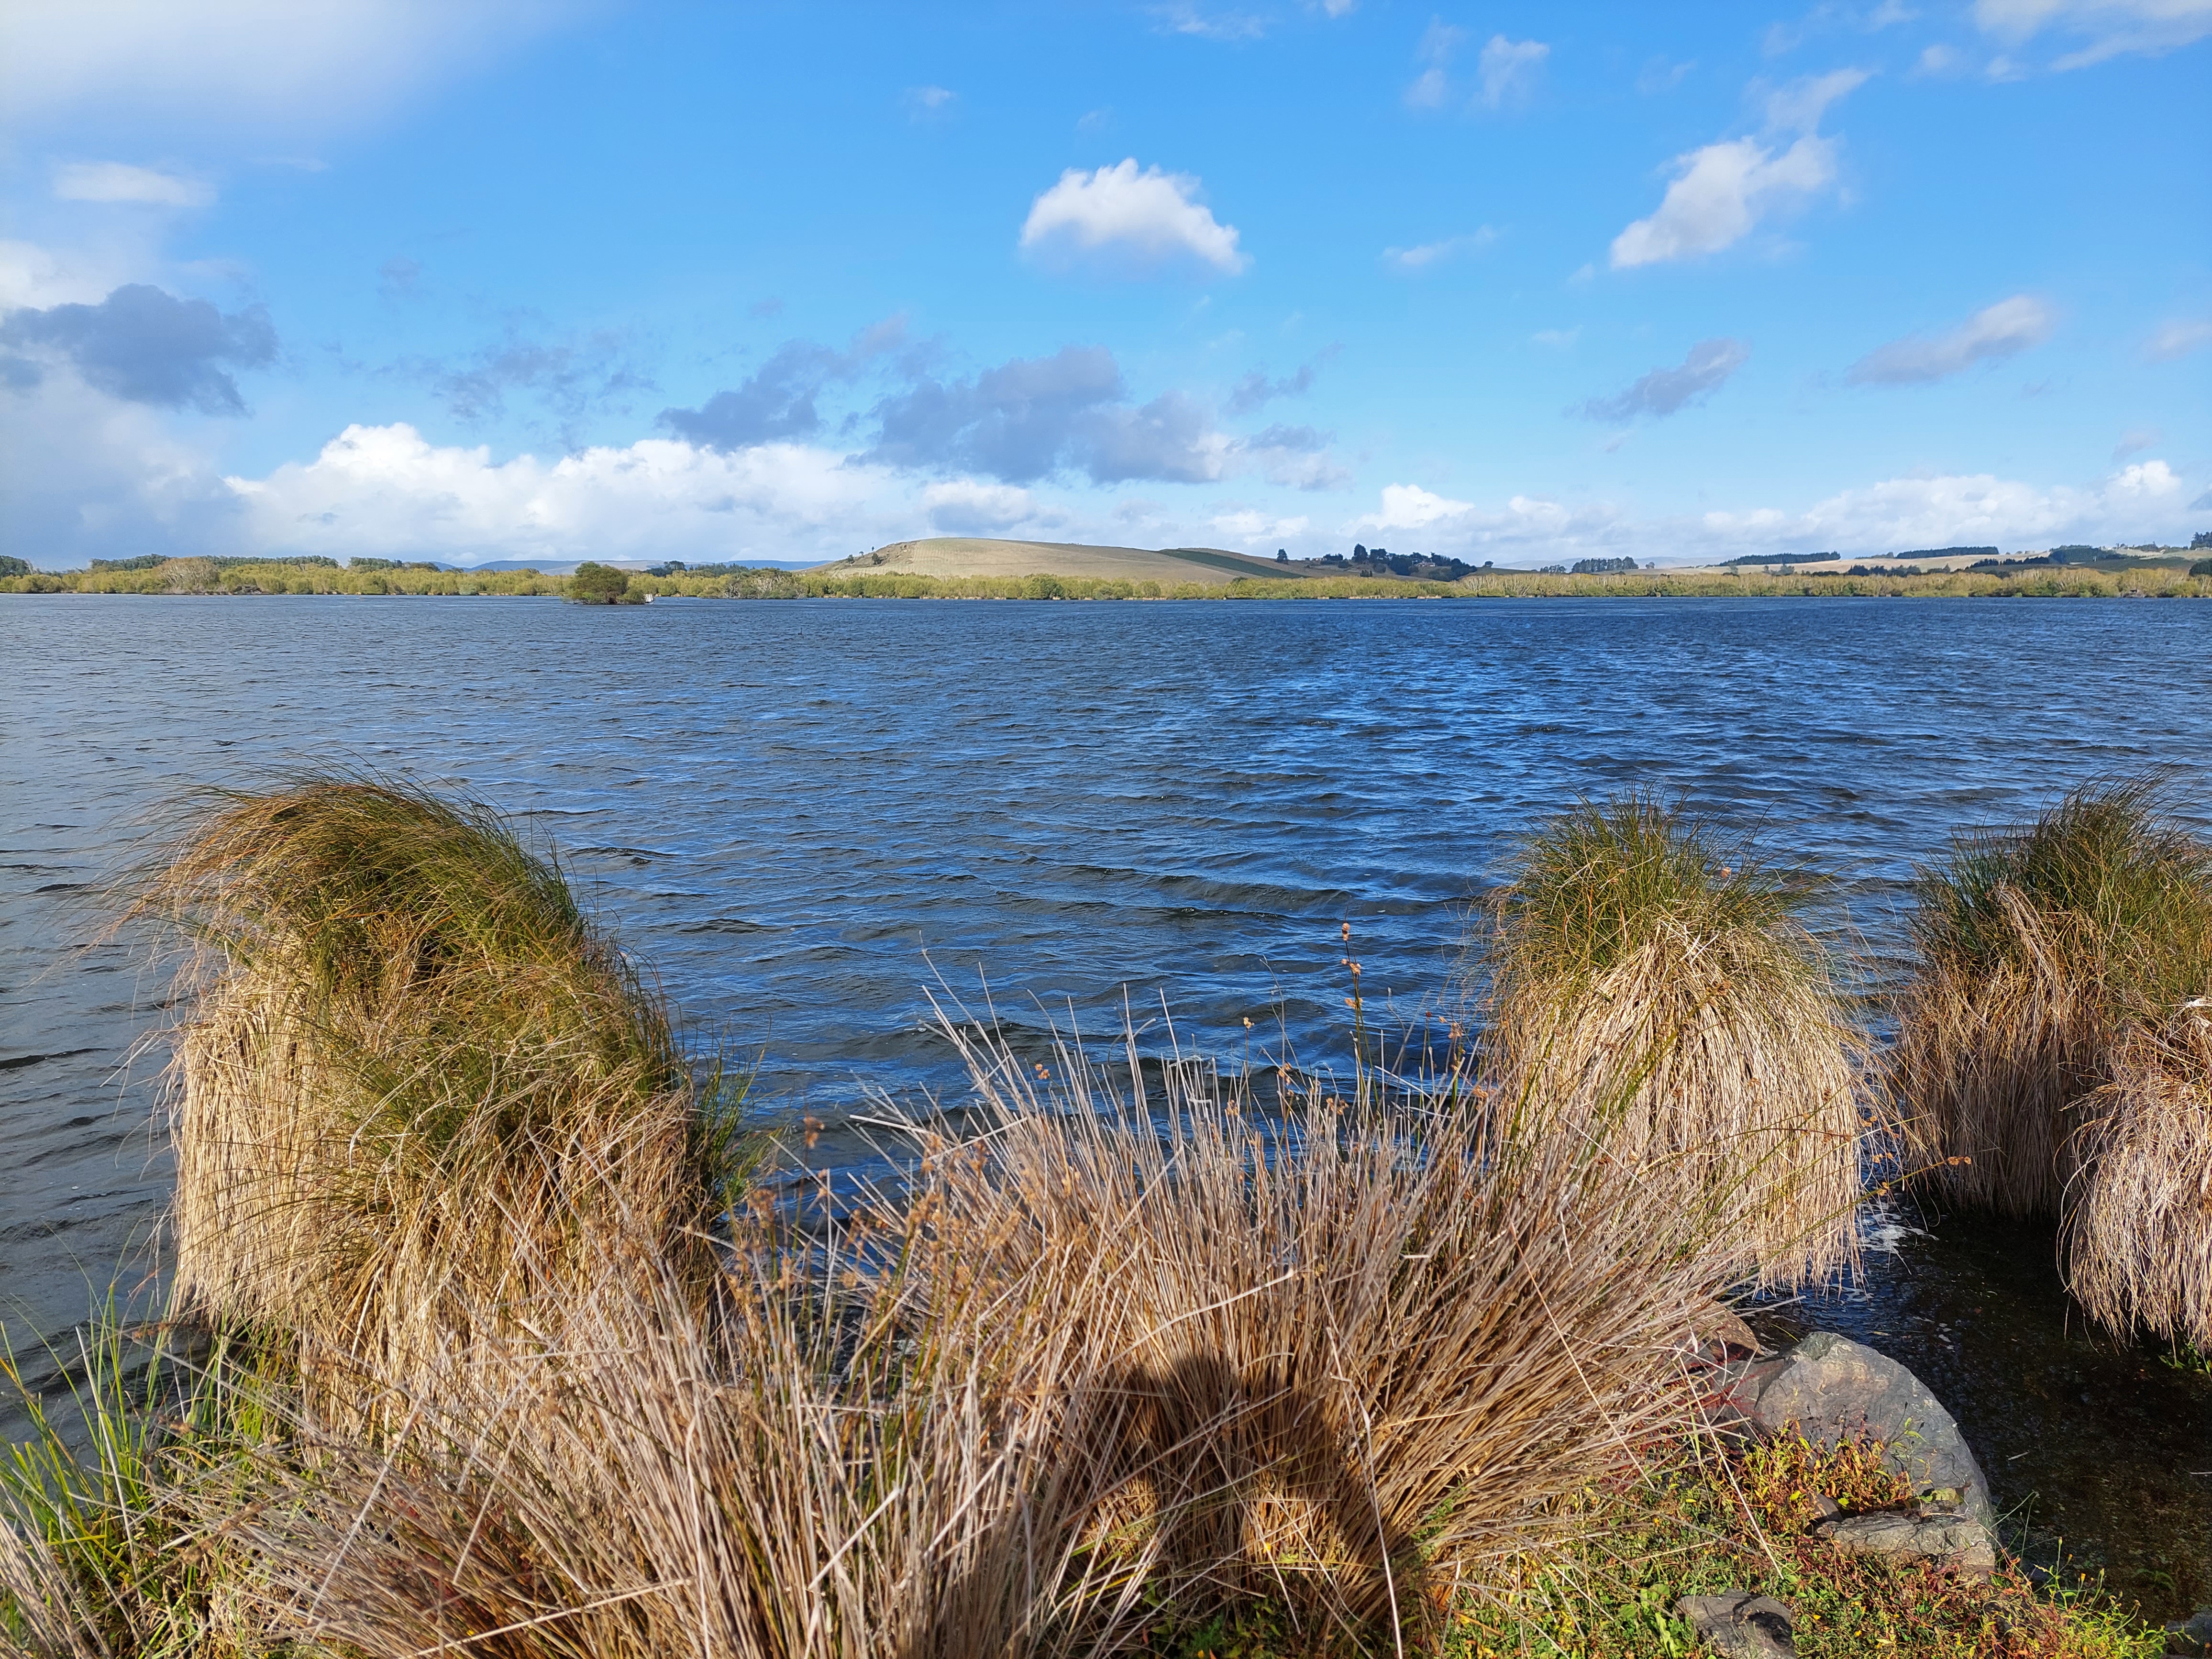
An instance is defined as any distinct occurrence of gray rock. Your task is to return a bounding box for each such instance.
[1675,1593,1796,1658]
[1712,1331,1993,1524]
[2165,1606,2212,1655]
[1819,1510,1997,1577]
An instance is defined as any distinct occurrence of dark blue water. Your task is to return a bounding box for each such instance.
[4,595,2209,1612]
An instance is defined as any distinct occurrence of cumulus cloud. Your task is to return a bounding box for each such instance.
[659,319,908,451]
[1610,134,1839,266]
[1847,294,2056,384]
[1609,69,1865,268]
[2144,317,2212,362]
[1578,338,1750,420]
[1382,228,1497,271]
[1239,423,1348,490]
[52,161,212,207]
[1972,0,2212,66]
[1348,457,2198,565]
[1019,159,1248,276]
[1476,35,1549,108]
[921,478,1041,533]
[0,282,275,413]
[223,423,906,564]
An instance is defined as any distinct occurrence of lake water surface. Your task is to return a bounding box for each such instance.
[5,595,2210,1613]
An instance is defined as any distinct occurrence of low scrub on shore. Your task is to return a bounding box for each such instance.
[6,557,2212,601]
[1897,772,2212,1349]
[1475,795,1870,1289]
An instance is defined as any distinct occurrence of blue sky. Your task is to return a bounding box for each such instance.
[2,0,2207,568]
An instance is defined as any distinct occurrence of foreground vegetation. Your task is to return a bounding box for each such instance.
[0,778,2189,1657]
[5,555,2212,602]
[1898,772,2212,1352]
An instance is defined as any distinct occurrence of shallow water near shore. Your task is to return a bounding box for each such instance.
[5,593,2210,1616]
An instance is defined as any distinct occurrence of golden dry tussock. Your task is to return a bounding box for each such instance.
[1475,795,1869,1291]
[130,778,739,1418]
[2062,1010,2212,1350]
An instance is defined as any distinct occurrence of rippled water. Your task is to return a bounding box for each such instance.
[5,595,2210,1613]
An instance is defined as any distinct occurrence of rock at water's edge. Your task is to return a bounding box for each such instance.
[1675,1592,1796,1658]
[1713,1331,1993,1524]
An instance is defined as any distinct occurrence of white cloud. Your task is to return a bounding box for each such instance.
[0,0,575,133]
[1382,228,1496,271]
[1367,482,1476,530]
[1972,0,2212,66]
[1609,68,1867,269]
[1579,338,1750,420]
[1019,159,1249,276]
[1149,3,1268,41]
[1475,34,1549,109]
[902,85,957,122]
[52,161,213,207]
[1403,20,1465,109]
[0,238,134,309]
[1913,43,1965,73]
[222,423,909,564]
[1609,133,1839,267]
[1210,509,1311,545]
[1532,327,1581,348]
[1847,294,2057,384]
[921,478,1039,533]
[1762,66,1871,132]
[1347,459,2199,564]
[2144,318,2212,362]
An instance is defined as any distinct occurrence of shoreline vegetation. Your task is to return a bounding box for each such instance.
[5,775,2201,1656]
[5,551,2212,603]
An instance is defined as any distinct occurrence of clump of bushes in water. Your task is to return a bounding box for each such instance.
[1897,771,2212,1351]
[0,777,2174,1657]
[1475,794,1871,1290]
[567,560,643,604]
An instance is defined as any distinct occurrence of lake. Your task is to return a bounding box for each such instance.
[4,593,2210,1614]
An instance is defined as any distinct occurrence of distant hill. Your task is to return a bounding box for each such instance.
[818,538,1308,586]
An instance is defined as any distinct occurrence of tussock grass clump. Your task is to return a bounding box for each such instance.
[1896,772,2212,1216]
[203,1007,1753,1659]
[131,778,738,1413]
[904,1012,1752,1648]
[1477,795,1868,1290]
[2062,1013,2212,1351]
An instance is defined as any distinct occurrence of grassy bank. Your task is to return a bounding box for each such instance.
[6,557,2211,601]
[1,778,2183,1657]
